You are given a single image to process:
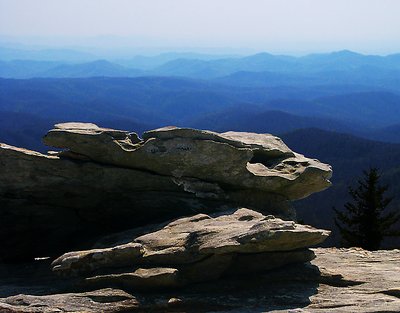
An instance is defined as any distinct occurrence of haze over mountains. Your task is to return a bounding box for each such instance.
[1,46,399,246]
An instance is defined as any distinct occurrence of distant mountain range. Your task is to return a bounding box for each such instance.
[0,46,95,62]
[1,76,399,143]
[0,45,237,65]
[1,50,400,91]
[115,52,239,70]
[0,60,143,78]
[153,50,400,84]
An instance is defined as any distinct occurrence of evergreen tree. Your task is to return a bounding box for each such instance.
[334,168,400,250]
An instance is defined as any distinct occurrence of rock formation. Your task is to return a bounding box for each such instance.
[50,208,329,290]
[1,123,398,312]
[0,289,139,313]
[0,123,331,261]
[1,248,399,312]
[42,123,331,200]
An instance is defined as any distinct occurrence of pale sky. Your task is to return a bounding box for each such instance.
[1,0,399,54]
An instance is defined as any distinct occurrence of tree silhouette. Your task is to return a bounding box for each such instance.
[334,168,400,250]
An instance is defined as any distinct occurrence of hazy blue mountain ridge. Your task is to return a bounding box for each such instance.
[2,50,400,91]
[153,50,400,79]
[1,77,400,137]
[0,46,96,62]
[186,108,361,135]
[0,59,143,78]
[115,52,240,70]
[39,60,143,78]
[0,60,66,78]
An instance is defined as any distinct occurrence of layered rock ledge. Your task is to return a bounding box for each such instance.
[1,248,399,312]
[0,123,332,261]
[43,123,331,200]
[50,208,329,290]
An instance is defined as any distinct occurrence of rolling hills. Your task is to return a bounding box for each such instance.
[1,76,399,143]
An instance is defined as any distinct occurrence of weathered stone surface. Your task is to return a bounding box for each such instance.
[0,143,291,262]
[306,247,400,312]
[47,209,325,292]
[133,208,328,260]
[1,248,399,312]
[51,209,328,278]
[0,288,139,313]
[55,251,315,291]
[1,123,332,262]
[43,124,332,200]
[84,267,181,290]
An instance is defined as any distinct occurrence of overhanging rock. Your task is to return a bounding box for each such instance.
[0,123,332,261]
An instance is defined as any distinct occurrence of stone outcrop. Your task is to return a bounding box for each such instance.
[1,123,397,312]
[307,248,400,312]
[0,123,331,262]
[50,208,329,289]
[0,289,139,313]
[43,124,331,200]
[1,248,399,312]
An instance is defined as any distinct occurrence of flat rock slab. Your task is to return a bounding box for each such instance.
[0,288,139,313]
[134,208,329,258]
[43,123,332,200]
[51,208,329,281]
[1,248,399,312]
[306,247,400,312]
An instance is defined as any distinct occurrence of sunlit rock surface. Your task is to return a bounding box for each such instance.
[43,124,332,200]
[50,208,328,289]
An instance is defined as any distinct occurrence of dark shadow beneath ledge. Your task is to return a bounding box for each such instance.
[0,261,321,312]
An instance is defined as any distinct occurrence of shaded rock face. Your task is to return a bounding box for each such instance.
[1,248,399,312]
[0,288,139,313]
[49,208,328,290]
[0,123,331,262]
